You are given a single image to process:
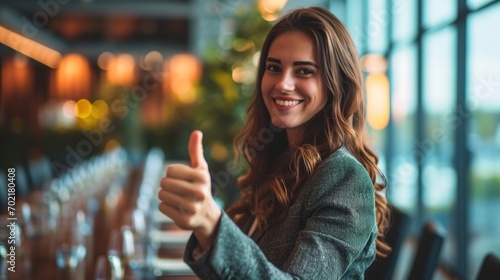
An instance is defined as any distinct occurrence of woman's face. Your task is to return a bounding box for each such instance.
[261,31,327,143]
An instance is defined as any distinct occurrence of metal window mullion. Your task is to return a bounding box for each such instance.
[416,0,425,231]
[455,0,469,277]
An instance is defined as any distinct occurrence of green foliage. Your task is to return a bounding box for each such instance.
[472,111,499,139]
[187,2,273,204]
[193,3,272,172]
[471,172,500,198]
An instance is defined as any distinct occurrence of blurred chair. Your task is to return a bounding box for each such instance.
[365,205,412,280]
[27,156,53,190]
[407,221,445,280]
[0,171,7,211]
[476,253,500,280]
[14,165,31,198]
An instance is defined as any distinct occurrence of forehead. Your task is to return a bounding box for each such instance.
[267,31,318,62]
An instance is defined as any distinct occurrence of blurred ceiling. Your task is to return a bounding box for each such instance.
[0,0,333,61]
[0,0,197,58]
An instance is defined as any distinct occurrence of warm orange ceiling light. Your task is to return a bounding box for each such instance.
[106,54,136,86]
[258,0,288,21]
[53,54,92,100]
[0,26,62,68]
[366,73,390,130]
[166,54,202,103]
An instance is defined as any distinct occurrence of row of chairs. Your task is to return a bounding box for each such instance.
[365,206,500,280]
[0,155,54,209]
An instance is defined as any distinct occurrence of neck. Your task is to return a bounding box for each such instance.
[286,127,304,147]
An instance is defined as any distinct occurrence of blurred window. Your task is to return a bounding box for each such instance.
[467,2,500,278]
[392,0,417,43]
[468,0,496,10]
[422,25,457,265]
[346,0,366,54]
[388,44,418,212]
[424,0,457,28]
[367,0,389,53]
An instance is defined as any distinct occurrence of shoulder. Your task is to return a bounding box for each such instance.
[313,146,372,187]
[303,146,374,208]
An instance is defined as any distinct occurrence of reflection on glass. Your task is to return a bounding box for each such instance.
[56,244,81,280]
[467,2,500,278]
[388,45,417,211]
[0,242,7,278]
[108,255,123,280]
[94,256,107,280]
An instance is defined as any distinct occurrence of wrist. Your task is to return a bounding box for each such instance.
[194,202,222,250]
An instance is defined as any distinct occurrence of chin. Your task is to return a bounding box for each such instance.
[270,120,285,129]
[270,117,286,128]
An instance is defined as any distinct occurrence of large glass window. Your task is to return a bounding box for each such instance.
[467,2,500,278]
[392,0,417,43]
[422,26,457,264]
[367,0,388,54]
[346,0,366,54]
[424,0,457,28]
[349,0,500,276]
[468,0,497,10]
[388,45,417,212]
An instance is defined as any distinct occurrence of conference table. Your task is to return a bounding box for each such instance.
[0,148,199,280]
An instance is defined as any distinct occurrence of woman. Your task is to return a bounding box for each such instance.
[158,6,390,279]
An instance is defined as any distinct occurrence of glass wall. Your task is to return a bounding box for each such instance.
[423,0,457,28]
[355,0,500,277]
[388,45,418,212]
[422,25,458,263]
[392,0,417,43]
[467,2,500,277]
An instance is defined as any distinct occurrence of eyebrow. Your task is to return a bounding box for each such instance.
[266,57,319,69]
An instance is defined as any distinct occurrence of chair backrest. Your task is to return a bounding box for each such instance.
[365,205,412,280]
[27,156,53,190]
[407,221,445,280]
[476,253,500,280]
[14,165,31,198]
[0,171,7,211]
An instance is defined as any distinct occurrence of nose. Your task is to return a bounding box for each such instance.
[275,71,295,93]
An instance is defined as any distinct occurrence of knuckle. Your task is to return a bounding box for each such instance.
[157,190,166,201]
[191,190,205,202]
[160,177,169,188]
[193,203,203,213]
[177,203,193,215]
[166,164,183,176]
[193,169,209,182]
[158,202,169,214]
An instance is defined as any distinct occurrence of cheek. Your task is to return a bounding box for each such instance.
[313,83,327,104]
[261,75,272,94]
[319,88,328,106]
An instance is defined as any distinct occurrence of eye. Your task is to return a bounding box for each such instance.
[297,68,314,75]
[266,64,281,72]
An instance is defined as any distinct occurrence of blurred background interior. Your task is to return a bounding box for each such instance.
[0,0,499,279]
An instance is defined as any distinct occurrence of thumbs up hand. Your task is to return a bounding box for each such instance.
[188,129,208,170]
[158,130,222,250]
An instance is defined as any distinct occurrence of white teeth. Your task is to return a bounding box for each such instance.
[275,99,300,107]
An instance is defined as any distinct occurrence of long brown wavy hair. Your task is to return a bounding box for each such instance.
[226,6,390,257]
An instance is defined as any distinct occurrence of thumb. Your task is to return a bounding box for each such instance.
[188,130,208,170]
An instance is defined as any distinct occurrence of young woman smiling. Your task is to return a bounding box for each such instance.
[158,6,390,279]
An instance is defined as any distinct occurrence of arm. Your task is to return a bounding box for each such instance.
[184,150,377,279]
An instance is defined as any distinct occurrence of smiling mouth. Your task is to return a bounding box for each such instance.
[273,98,304,107]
